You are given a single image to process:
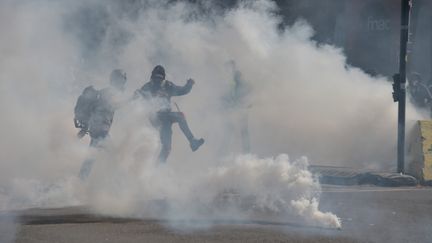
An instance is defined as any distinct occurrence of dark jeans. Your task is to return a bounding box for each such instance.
[156,111,195,162]
[89,131,109,148]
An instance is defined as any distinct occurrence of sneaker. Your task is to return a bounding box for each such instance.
[190,138,204,152]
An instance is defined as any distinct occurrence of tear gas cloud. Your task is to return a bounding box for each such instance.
[0,0,425,230]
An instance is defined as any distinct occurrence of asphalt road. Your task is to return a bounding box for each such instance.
[1,186,431,243]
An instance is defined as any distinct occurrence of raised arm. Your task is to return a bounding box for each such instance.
[170,79,195,96]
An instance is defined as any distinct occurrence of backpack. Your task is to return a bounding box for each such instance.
[74,86,99,130]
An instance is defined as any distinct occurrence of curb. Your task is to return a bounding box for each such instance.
[309,166,418,187]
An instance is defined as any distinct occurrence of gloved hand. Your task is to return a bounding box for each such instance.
[77,129,88,139]
[187,78,195,86]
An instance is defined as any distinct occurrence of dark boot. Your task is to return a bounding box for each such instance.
[190,138,204,152]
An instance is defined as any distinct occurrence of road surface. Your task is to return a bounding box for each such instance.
[1,186,431,243]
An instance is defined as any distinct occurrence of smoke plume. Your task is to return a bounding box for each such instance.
[0,0,426,231]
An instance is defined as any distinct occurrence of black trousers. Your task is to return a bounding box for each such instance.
[156,111,195,162]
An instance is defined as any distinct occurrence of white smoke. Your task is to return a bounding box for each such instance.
[0,0,425,232]
[72,100,340,228]
[112,0,424,167]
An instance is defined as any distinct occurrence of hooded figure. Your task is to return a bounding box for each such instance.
[135,65,204,162]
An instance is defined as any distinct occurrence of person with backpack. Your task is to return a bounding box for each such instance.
[134,65,204,163]
[74,69,127,179]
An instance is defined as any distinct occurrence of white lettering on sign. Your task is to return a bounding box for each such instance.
[367,16,390,31]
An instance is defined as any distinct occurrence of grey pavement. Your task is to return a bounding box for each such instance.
[1,186,431,243]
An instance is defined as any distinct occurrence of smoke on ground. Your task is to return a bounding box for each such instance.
[0,0,426,231]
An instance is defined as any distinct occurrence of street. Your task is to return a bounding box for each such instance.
[2,186,431,243]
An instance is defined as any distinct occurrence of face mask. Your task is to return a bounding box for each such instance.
[152,76,164,85]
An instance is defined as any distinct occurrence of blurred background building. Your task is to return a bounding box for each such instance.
[275,0,432,80]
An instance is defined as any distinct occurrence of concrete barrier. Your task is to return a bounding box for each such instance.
[407,120,432,184]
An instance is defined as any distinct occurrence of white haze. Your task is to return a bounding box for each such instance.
[0,0,427,231]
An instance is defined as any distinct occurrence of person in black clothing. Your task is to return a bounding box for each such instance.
[75,69,127,179]
[135,65,204,162]
[408,72,431,108]
[87,69,127,147]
